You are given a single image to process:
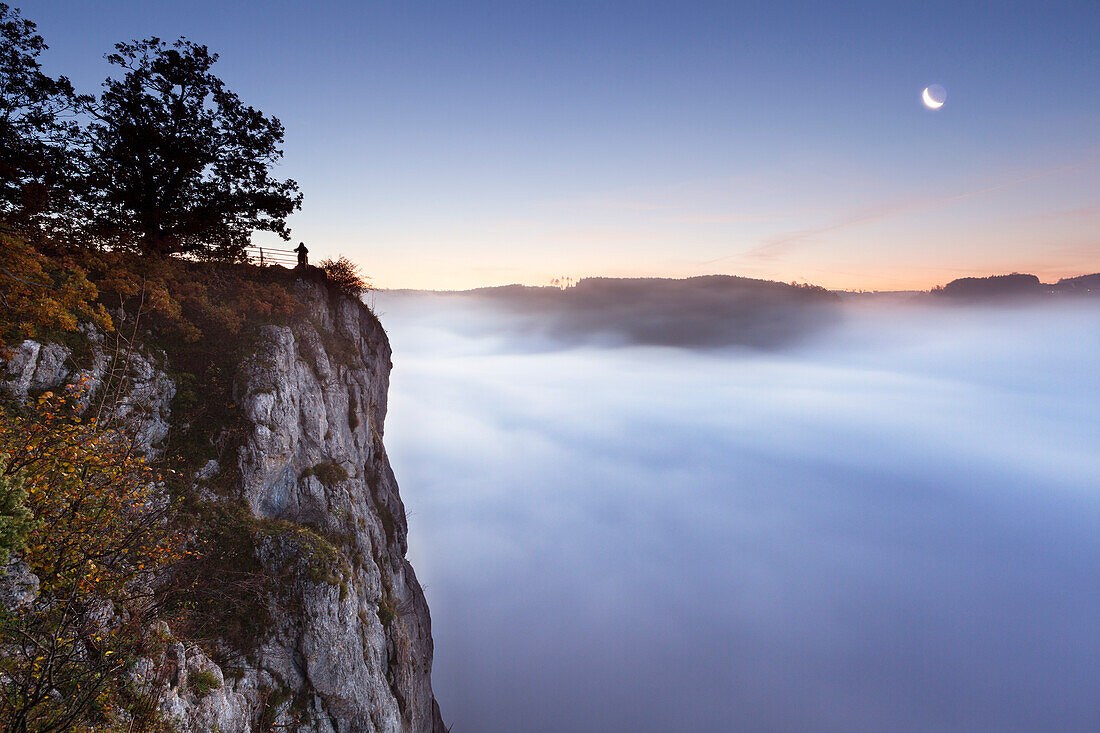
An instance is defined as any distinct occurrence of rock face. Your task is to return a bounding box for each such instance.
[3,339,72,398]
[2,327,175,457]
[0,278,445,732]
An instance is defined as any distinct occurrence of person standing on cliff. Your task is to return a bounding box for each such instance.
[295,242,308,267]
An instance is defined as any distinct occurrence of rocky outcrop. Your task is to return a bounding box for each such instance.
[1,327,175,456]
[0,277,445,732]
[3,340,71,398]
[203,279,443,732]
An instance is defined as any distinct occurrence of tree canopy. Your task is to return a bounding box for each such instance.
[0,9,304,258]
[78,38,302,258]
[0,3,83,238]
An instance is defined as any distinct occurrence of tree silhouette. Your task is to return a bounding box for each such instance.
[78,37,302,259]
[0,3,85,239]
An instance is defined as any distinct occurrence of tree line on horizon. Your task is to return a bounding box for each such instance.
[0,2,301,261]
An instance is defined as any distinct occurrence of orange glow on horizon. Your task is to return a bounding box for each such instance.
[366,262,1100,294]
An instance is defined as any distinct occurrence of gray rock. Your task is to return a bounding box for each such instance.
[107,346,176,455]
[2,340,72,400]
[220,279,443,732]
[1,332,174,457]
[0,279,444,732]
[0,557,39,610]
[196,459,221,481]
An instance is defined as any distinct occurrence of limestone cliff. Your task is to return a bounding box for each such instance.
[1,277,446,732]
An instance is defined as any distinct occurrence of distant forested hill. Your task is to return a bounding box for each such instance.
[935,273,1100,300]
[390,275,840,349]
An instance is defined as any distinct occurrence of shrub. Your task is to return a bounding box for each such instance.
[188,669,222,698]
[82,250,303,346]
[162,504,278,658]
[0,235,112,344]
[301,462,348,488]
[376,599,397,627]
[0,389,186,730]
[318,256,369,297]
[0,471,34,567]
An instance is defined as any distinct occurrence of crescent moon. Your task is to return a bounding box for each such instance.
[922,87,944,109]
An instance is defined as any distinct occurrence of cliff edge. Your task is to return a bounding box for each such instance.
[2,273,446,733]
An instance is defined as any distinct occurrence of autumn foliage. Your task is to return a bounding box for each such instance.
[318,256,370,297]
[0,387,184,731]
[79,249,303,344]
[0,236,111,343]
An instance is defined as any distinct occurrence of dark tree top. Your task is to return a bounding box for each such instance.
[78,37,302,259]
[0,3,85,237]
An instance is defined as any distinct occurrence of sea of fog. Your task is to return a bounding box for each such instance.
[374,292,1100,733]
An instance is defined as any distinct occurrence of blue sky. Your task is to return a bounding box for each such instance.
[26,0,1100,289]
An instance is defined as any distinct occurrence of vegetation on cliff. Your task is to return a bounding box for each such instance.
[0,389,186,731]
[0,5,376,730]
[0,253,370,732]
[0,248,373,731]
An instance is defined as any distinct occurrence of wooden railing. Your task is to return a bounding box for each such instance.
[243,245,301,267]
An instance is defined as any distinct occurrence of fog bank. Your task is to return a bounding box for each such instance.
[377,292,1100,732]
[382,275,839,349]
